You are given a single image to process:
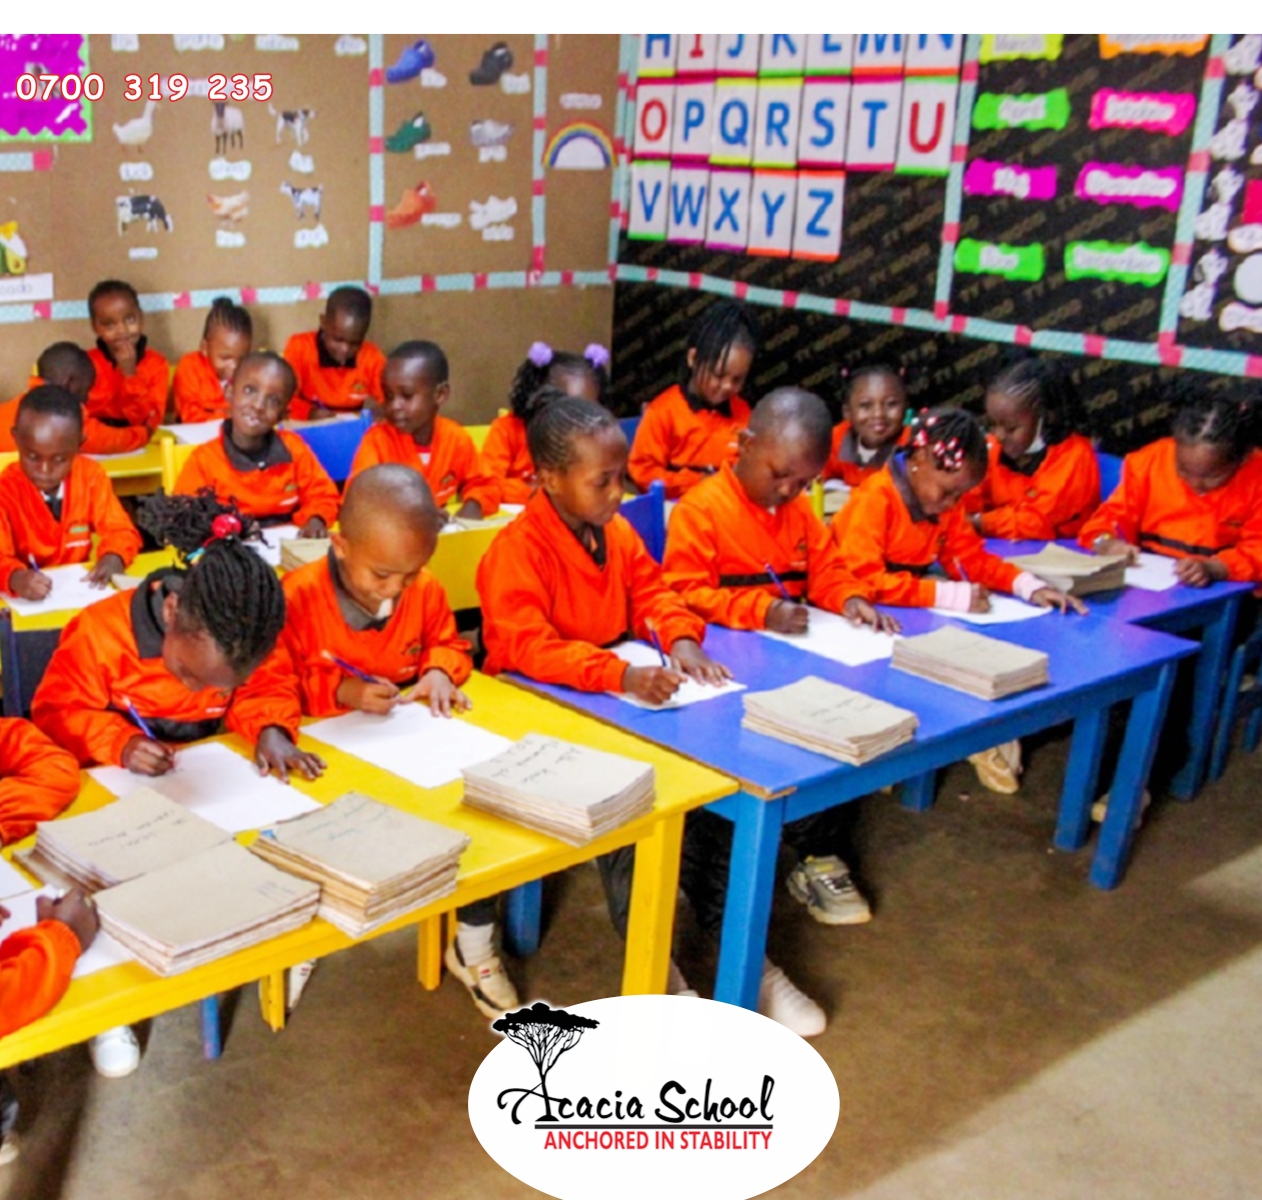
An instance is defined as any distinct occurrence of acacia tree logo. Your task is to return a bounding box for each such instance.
[493,1001,600,1123]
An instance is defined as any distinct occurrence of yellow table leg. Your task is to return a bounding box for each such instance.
[258,970,287,1032]
[622,813,685,996]
[417,915,443,990]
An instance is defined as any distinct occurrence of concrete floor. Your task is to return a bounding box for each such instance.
[5,730,1262,1200]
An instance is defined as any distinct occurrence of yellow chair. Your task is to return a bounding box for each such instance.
[0,451,16,472]
[160,440,196,493]
[810,479,825,520]
[467,424,490,451]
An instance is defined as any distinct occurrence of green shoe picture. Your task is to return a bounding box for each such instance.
[386,111,432,153]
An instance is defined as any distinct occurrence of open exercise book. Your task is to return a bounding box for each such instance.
[892,626,1049,700]
[760,606,899,667]
[462,735,656,845]
[279,536,330,573]
[243,524,302,569]
[610,641,745,710]
[161,420,223,446]
[2,565,117,617]
[742,676,918,765]
[1006,544,1128,597]
[929,594,1052,626]
[1126,552,1180,592]
[94,841,320,977]
[251,792,469,938]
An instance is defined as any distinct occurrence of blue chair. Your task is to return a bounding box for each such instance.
[1097,451,1123,500]
[1209,627,1262,781]
[292,412,373,483]
[619,416,640,446]
[619,481,667,562]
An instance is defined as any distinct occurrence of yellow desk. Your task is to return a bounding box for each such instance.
[88,439,169,498]
[0,673,735,1068]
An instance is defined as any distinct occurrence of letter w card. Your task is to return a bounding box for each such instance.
[667,167,711,244]
[792,171,845,261]
[798,80,850,168]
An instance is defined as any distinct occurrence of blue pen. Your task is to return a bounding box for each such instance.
[645,621,668,667]
[126,701,159,742]
[321,649,378,684]
[765,562,794,603]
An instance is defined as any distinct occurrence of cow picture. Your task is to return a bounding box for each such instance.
[116,194,174,236]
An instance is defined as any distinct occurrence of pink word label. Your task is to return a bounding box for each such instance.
[963,158,1057,201]
[1088,90,1196,136]
[1074,162,1184,211]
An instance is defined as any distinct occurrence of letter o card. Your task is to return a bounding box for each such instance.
[710,80,757,165]
[667,167,711,244]
[806,35,853,76]
[637,35,678,78]
[760,35,807,76]
[798,80,850,168]
[748,169,797,256]
[847,80,902,169]
[792,171,845,260]
[753,80,804,168]
[706,168,752,251]
[716,34,761,76]
[629,162,671,241]
[672,82,715,161]
[896,79,958,174]
[634,84,676,159]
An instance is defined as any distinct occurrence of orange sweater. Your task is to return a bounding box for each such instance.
[0,457,142,594]
[0,920,81,1038]
[1078,438,1262,581]
[967,433,1100,540]
[832,457,1021,607]
[627,384,751,499]
[269,555,472,717]
[174,424,341,528]
[0,384,149,456]
[86,341,169,432]
[348,417,500,514]
[821,422,910,487]
[663,463,868,628]
[0,717,80,846]
[477,490,705,693]
[481,413,535,505]
[172,352,230,424]
[283,331,386,421]
[30,571,299,767]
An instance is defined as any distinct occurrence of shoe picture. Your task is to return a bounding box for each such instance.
[386,38,436,85]
[469,119,513,148]
[469,41,514,86]
[386,112,433,154]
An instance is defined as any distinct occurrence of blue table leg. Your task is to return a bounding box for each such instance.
[713,792,786,1011]
[1091,662,1177,890]
[503,880,543,958]
[1055,705,1109,852]
[1171,595,1240,801]
[200,996,222,1060]
[900,770,937,812]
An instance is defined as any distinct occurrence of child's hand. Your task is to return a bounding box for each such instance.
[336,675,401,714]
[968,584,992,613]
[670,638,733,685]
[255,726,326,783]
[624,665,686,706]
[766,599,809,634]
[1093,536,1139,563]
[409,668,472,717]
[113,339,139,376]
[307,404,338,421]
[843,596,901,635]
[299,516,329,539]
[86,553,126,589]
[1031,586,1087,615]
[455,500,484,522]
[10,567,52,601]
[1175,556,1228,587]
[122,735,176,775]
[37,889,99,953]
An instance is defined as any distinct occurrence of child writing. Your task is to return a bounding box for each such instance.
[86,279,170,434]
[283,285,386,421]
[628,299,757,498]
[822,363,910,488]
[483,341,609,505]
[968,356,1100,540]
[0,386,143,600]
[172,296,253,424]
[174,352,340,538]
[348,341,499,520]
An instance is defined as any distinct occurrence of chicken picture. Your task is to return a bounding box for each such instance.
[206,191,250,224]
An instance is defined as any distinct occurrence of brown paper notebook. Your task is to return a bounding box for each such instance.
[891,626,1049,700]
[1007,544,1127,597]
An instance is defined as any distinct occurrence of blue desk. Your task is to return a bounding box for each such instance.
[987,538,1252,800]
[507,611,1196,1010]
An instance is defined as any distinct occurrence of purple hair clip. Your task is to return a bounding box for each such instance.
[527,341,554,368]
[583,343,610,370]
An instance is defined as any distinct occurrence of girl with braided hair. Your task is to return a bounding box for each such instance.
[482,341,610,505]
[172,295,254,423]
[1080,386,1262,586]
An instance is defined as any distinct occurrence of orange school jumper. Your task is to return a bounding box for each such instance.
[0,717,80,846]
[272,554,472,717]
[30,570,299,768]
[86,340,170,432]
[348,417,500,514]
[967,433,1100,541]
[282,331,386,421]
[627,384,751,499]
[172,352,230,423]
[663,463,869,628]
[832,456,1020,607]
[481,413,535,505]
[821,422,910,487]
[174,423,341,528]
[0,457,142,594]
[0,920,81,1038]
[0,384,150,456]
[1078,438,1262,581]
[477,490,705,693]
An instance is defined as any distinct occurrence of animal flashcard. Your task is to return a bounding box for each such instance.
[113,99,157,153]
[280,182,323,222]
[270,105,315,146]
[116,194,173,235]
[206,191,250,224]
[211,102,245,155]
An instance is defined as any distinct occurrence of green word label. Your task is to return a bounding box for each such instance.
[954,237,1046,282]
[1063,240,1170,286]
[978,34,1064,62]
[973,89,1071,131]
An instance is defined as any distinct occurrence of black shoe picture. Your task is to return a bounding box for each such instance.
[469,41,514,86]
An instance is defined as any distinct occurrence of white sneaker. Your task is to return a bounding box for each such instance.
[758,963,827,1038]
[287,960,316,1011]
[0,1131,18,1166]
[444,942,520,1019]
[89,1026,140,1078]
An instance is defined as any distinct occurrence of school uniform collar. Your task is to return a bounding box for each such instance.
[888,452,931,524]
[131,568,184,659]
[720,462,779,523]
[325,550,392,632]
[838,426,892,469]
[682,387,732,420]
[316,330,358,370]
[95,336,149,368]
[999,444,1049,476]
[535,491,607,568]
[221,420,292,471]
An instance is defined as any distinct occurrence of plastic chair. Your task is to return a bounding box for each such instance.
[1209,627,1262,780]
[160,440,197,494]
[1097,452,1123,500]
[0,451,17,471]
[619,481,666,562]
[466,424,491,451]
[292,411,372,483]
[0,607,61,719]
[619,416,640,445]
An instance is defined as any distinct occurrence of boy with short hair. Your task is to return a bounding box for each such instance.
[86,280,170,433]
[283,285,386,421]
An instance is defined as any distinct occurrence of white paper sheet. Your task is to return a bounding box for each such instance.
[89,743,321,834]
[160,420,224,446]
[610,641,746,710]
[929,595,1053,626]
[0,889,136,978]
[0,856,35,901]
[246,525,302,568]
[302,705,514,789]
[2,564,117,616]
[499,503,525,516]
[1126,552,1180,592]
[760,606,900,666]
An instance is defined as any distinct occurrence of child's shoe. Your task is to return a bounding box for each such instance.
[758,962,826,1038]
[969,740,1023,794]
[445,942,520,1019]
[89,1026,141,1078]
[786,856,872,925]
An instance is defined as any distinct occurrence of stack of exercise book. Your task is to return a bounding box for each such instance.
[892,626,1049,700]
[279,536,330,573]
[741,676,918,765]
[1006,543,1128,597]
[461,735,655,845]
[93,841,320,976]
[249,793,470,937]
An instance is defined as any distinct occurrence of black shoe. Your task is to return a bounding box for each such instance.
[470,41,514,86]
